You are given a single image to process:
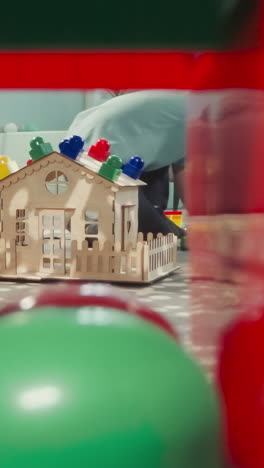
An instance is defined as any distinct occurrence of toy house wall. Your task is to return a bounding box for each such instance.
[114,188,138,249]
[0,158,115,275]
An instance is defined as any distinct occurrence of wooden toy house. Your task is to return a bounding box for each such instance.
[0,147,177,283]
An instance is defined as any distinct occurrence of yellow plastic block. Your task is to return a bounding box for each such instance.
[0,156,11,180]
[0,155,19,180]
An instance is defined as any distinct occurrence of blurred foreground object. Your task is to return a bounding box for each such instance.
[218,306,264,468]
[0,283,222,468]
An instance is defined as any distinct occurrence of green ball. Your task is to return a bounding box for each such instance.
[0,306,222,468]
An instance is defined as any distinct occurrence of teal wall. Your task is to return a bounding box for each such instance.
[0,91,85,131]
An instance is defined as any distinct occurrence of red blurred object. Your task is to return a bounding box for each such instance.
[218,307,264,468]
[0,283,178,340]
[0,52,192,90]
[88,139,111,162]
[186,108,212,216]
[26,159,33,165]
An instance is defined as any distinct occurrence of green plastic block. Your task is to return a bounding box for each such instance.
[29,136,53,161]
[98,155,123,182]
[180,228,188,251]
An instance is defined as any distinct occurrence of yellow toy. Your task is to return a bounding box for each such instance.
[0,156,19,180]
[164,210,183,227]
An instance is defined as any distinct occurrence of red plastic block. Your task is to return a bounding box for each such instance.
[88,139,111,162]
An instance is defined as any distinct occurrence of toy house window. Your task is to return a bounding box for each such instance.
[121,205,135,249]
[16,209,28,246]
[16,209,27,219]
[84,210,98,247]
[45,171,69,195]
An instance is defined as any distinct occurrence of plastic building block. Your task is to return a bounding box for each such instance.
[7,158,19,173]
[59,135,84,160]
[122,156,144,179]
[164,210,183,227]
[29,137,53,161]
[0,156,19,180]
[98,155,123,181]
[88,139,111,162]
[0,156,11,180]
[180,229,188,251]
[22,123,39,132]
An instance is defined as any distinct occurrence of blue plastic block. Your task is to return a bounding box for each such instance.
[122,156,144,179]
[59,135,84,160]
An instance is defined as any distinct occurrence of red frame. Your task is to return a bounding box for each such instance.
[0,51,192,90]
[0,4,264,89]
[0,47,263,90]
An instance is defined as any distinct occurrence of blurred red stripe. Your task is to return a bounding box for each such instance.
[0,51,193,90]
[0,3,263,90]
[1,48,264,90]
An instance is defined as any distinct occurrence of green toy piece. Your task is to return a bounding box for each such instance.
[29,136,53,161]
[98,155,123,182]
[0,305,223,468]
[180,236,187,251]
[180,227,188,251]
[22,123,39,132]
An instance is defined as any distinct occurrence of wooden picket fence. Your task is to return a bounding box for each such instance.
[0,233,177,283]
[70,232,177,282]
[143,232,177,281]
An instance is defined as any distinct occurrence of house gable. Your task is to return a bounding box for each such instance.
[0,152,121,193]
[0,152,146,192]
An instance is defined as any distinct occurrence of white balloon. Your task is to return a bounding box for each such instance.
[3,122,18,133]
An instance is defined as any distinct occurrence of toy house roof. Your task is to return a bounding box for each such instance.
[78,154,146,187]
[0,152,146,190]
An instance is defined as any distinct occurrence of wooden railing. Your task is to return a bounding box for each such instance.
[70,237,144,281]
[70,232,177,283]
[143,233,177,281]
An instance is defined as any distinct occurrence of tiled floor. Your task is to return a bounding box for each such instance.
[6,251,231,384]
[0,251,190,335]
[0,252,222,376]
[124,251,190,339]
[0,252,194,373]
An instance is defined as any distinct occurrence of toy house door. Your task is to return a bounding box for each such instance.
[39,209,66,275]
[121,205,136,250]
